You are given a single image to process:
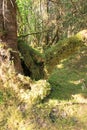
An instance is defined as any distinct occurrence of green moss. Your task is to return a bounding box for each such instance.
[18,30,87,76]
[18,41,45,80]
[48,45,87,101]
[18,41,45,63]
[45,35,84,73]
[45,36,82,62]
[0,31,87,129]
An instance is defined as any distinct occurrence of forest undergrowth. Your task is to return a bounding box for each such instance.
[0,41,87,130]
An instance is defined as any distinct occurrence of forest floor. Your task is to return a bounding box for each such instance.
[0,45,87,130]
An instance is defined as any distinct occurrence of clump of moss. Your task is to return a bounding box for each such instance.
[1,71,51,106]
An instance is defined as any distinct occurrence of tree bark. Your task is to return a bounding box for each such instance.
[0,0,23,73]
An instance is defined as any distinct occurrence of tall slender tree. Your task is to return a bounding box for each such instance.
[0,0,23,73]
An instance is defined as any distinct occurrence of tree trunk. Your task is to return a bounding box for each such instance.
[0,0,23,73]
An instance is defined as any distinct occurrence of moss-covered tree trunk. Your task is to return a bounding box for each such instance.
[0,0,23,73]
[45,30,87,72]
[18,30,87,78]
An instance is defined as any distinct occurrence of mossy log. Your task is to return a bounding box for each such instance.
[18,30,87,78]
[45,30,87,72]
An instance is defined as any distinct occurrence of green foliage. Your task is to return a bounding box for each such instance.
[16,0,31,24]
[16,0,87,48]
[16,0,40,45]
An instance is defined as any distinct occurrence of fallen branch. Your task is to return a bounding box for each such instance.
[18,30,49,38]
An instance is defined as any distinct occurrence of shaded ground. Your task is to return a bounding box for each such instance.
[48,46,87,101]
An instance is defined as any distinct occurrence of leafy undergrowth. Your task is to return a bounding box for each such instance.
[0,45,87,130]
